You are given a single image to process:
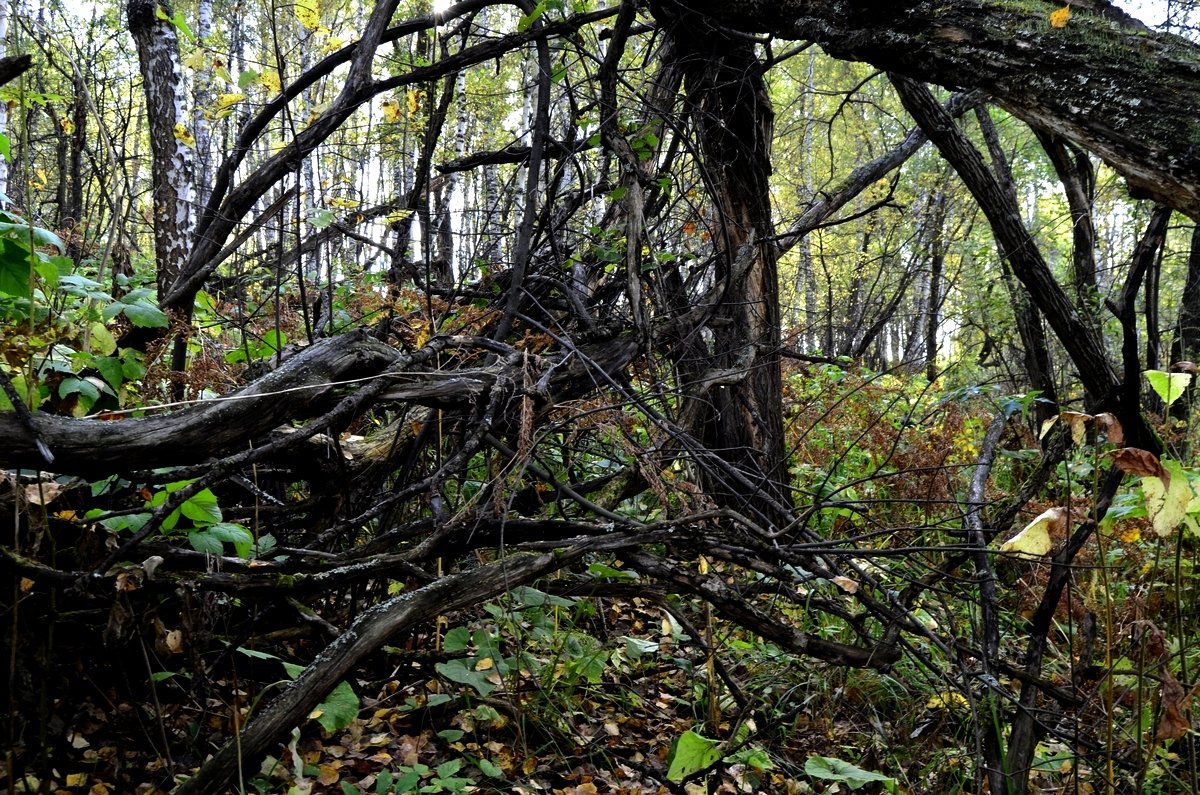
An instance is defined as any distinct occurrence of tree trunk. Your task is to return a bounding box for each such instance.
[127,0,194,300]
[656,6,792,528]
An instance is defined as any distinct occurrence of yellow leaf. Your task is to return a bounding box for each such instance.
[999,507,1066,559]
[61,117,75,135]
[475,657,494,671]
[926,691,969,710]
[295,0,320,30]
[1059,410,1091,447]
[1049,5,1070,27]
[215,93,246,110]
[406,87,425,115]
[381,97,403,124]
[174,122,196,148]
[183,49,208,71]
[260,69,281,93]
[1141,459,1194,537]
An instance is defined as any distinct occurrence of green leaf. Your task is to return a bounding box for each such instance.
[59,376,100,403]
[0,222,65,252]
[509,585,575,608]
[90,322,117,356]
[476,758,504,778]
[238,69,260,89]
[308,207,335,229]
[443,626,471,653]
[98,512,150,533]
[516,1,546,32]
[666,730,721,782]
[121,349,148,381]
[588,562,637,580]
[435,658,496,696]
[0,237,31,297]
[804,756,894,790]
[34,256,61,290]
[312,680,359,733]
[180,488,222,526]
[94,356,125,391]
[1145,369,1192,409]
[436,759,463,778]
[187,530,223,555]
[282,661,305,678]
[0,132,10,161]
[118,299,169,328]
[208,522,254,557]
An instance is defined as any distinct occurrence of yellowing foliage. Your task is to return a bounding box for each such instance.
[295,0,321,30]
[174,122,196,148]
[1049,5,1070,28]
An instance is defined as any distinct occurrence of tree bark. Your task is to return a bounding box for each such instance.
[127,0,194,299]
[686,0,1200,217]
[656,5,793,528]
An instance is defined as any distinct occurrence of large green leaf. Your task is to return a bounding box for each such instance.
[804,756,894,790]
[666,730,721,782]
[1145,369,1193,409]
[207,523,254,558]
[0,221,65,252]
[311,680,359,734]
[179,488,222,526]
[0,237,31,297]
[435,658,497,696]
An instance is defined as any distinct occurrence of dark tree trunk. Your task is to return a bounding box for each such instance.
[656,7,792,528]
[1170,225,1200,419]
[1035,129,1100,324]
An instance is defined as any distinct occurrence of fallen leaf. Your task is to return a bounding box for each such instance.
[832,576,859,594]
[1050,5,1071,27]
[25,480,65,505]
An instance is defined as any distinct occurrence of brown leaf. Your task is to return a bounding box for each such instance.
[1156,668,1192,741]
[316,763,341,786]
[25,480,65,506]
[1172,361,1198,374]
[832,575,859,594]
[1112,448,1167,481]
[1093,413,1124,446]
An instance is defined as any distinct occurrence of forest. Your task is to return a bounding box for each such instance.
[4,0,1200,792]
